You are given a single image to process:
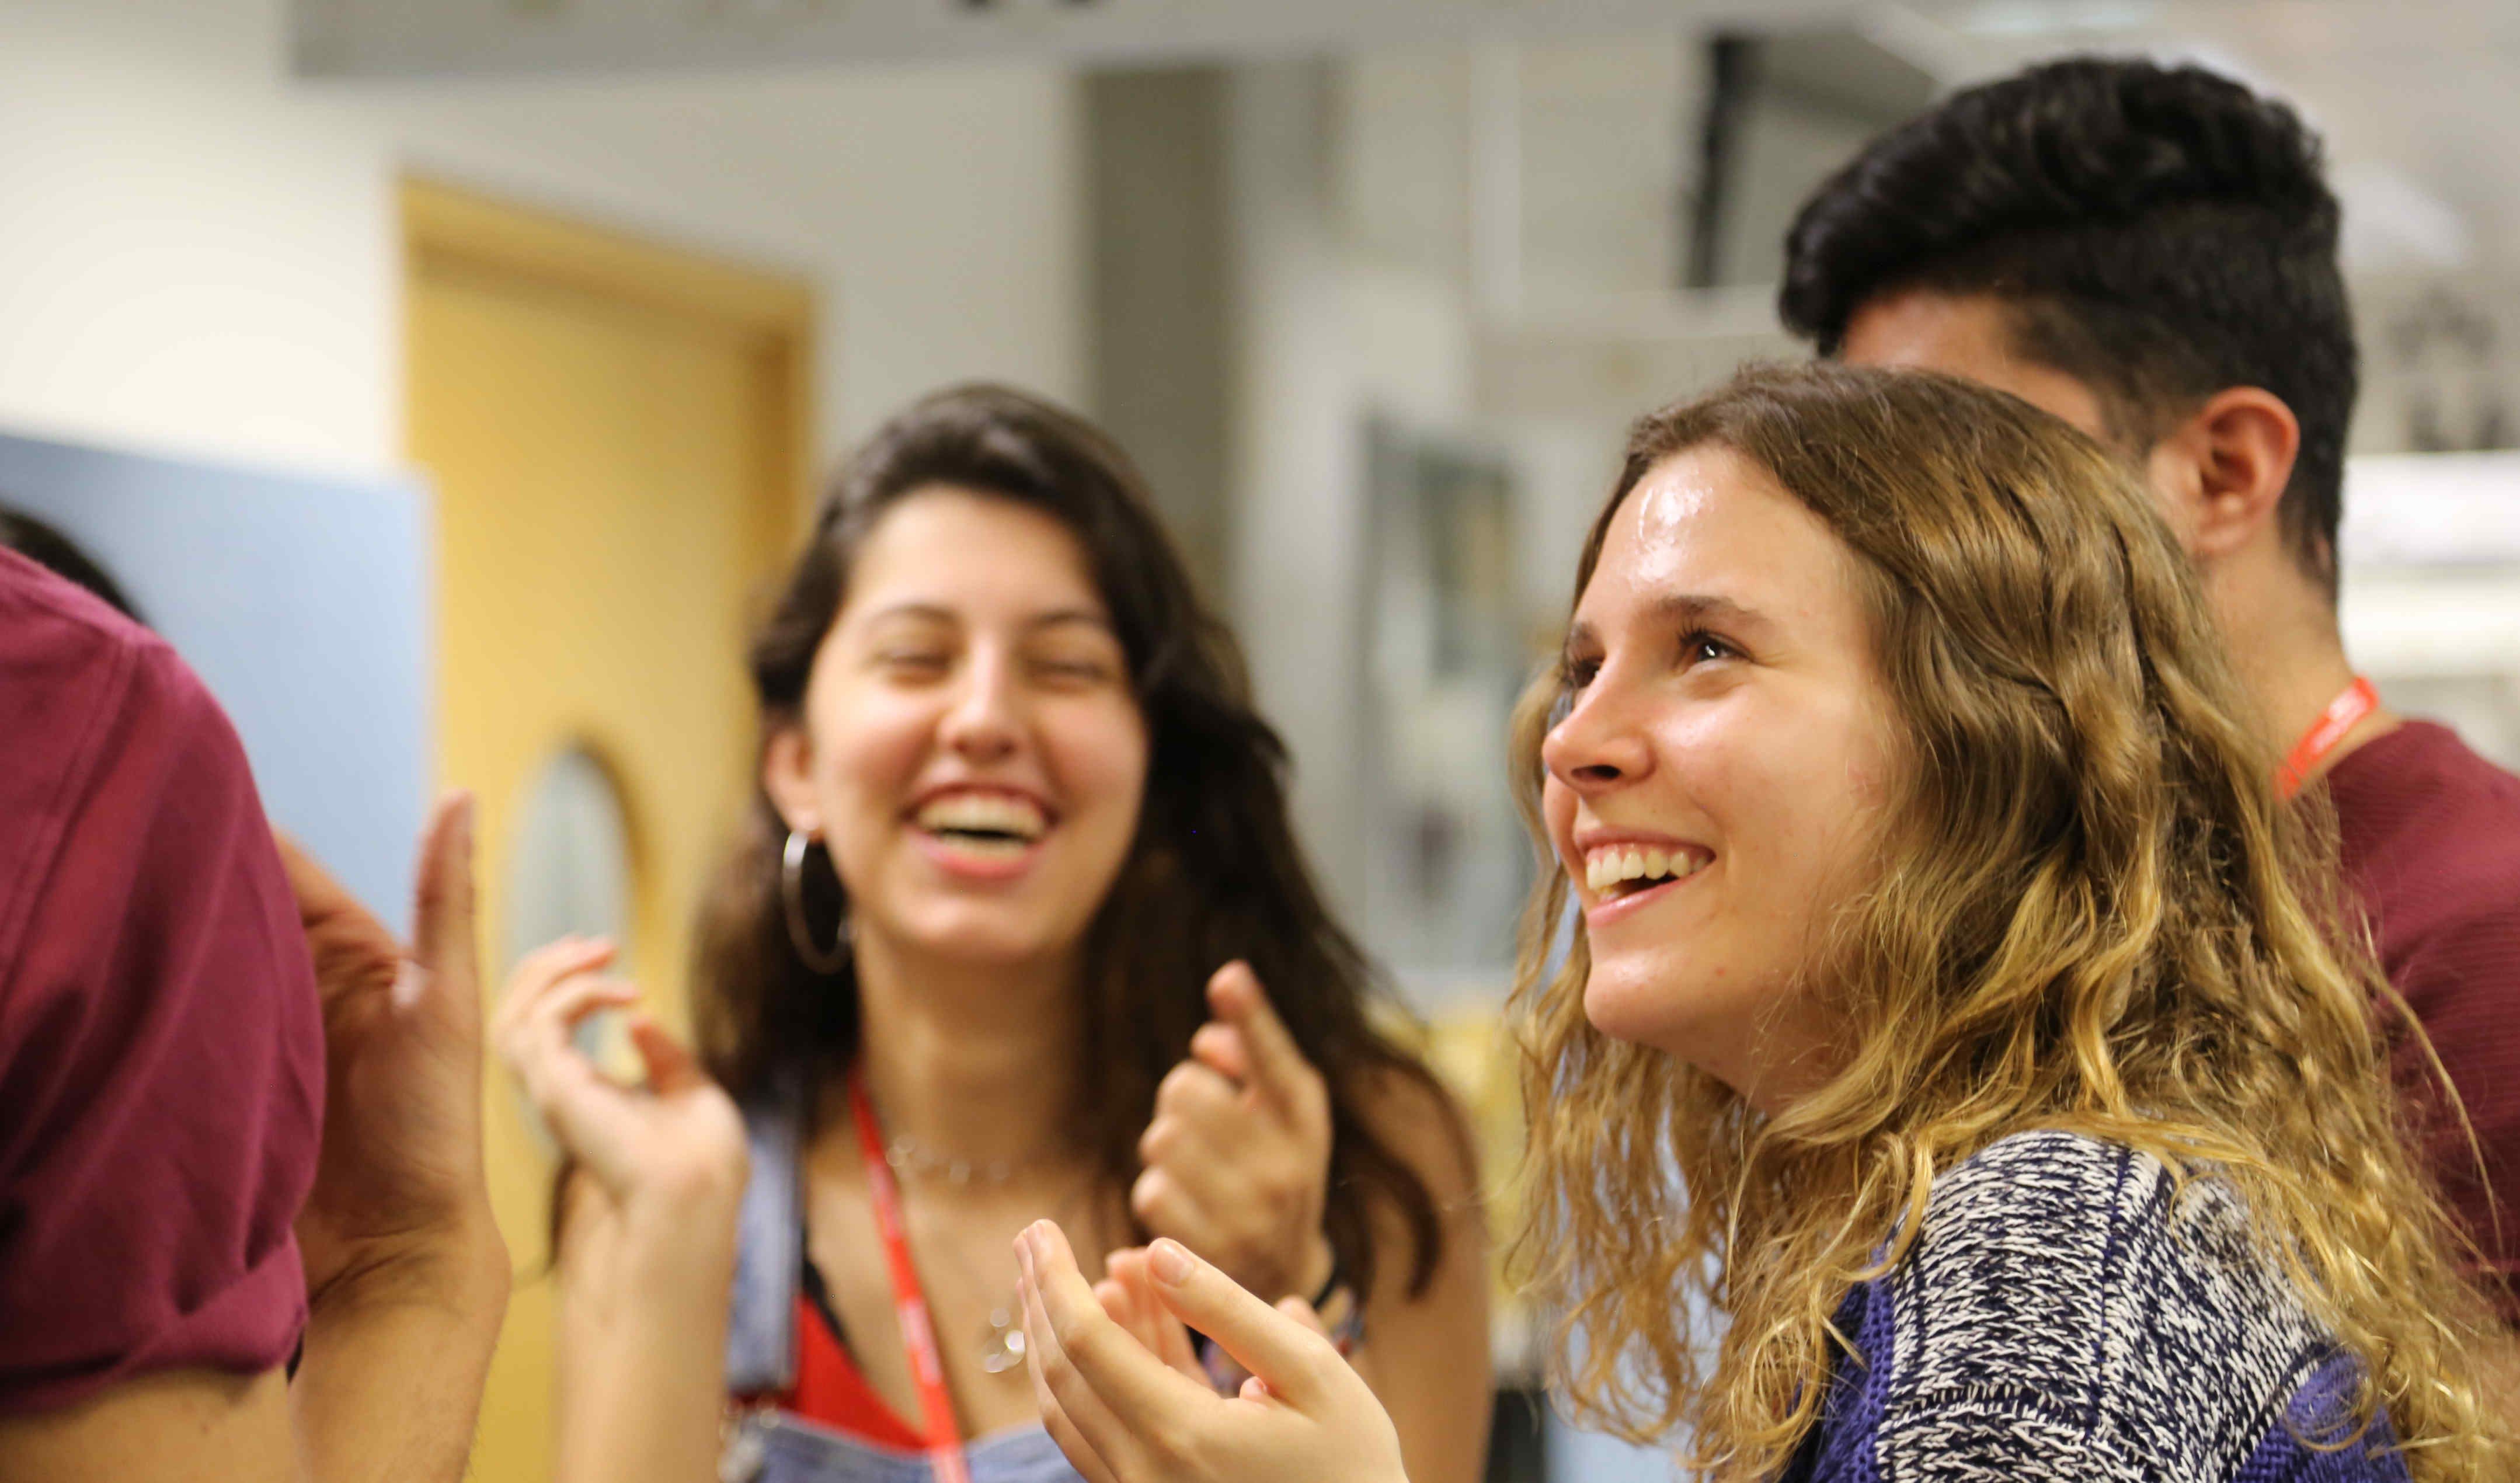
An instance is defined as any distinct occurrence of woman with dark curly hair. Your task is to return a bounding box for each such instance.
[497,385,1488,1483]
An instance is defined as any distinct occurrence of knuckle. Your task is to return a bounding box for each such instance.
[1038,1339,1078,1392]
[1157,1061,1205,1106]
[1051,1305,1105,1362]
[1143,1419,1199,1468]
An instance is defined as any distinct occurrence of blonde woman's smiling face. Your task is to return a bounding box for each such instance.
[1542,444,1901,1109]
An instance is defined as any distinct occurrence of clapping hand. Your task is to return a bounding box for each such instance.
[1132,963,1336,1303]
[1018,1222,1409,1483]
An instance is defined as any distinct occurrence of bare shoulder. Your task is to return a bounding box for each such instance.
[1351,1060,1483,1204]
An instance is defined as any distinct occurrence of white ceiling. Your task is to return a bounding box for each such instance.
[290,0,1860,78]
[294,0,2520,272]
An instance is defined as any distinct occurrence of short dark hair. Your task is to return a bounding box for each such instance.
[1780,58,2354,594]
[0,505,144,621]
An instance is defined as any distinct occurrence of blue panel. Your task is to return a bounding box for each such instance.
[0,430,431,934]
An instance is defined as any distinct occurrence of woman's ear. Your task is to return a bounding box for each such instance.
[761,723,819,836]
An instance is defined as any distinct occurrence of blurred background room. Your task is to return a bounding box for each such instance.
[5,0,2516,1477]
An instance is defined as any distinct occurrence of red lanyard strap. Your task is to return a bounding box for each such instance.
[2277,676,2379,801]
[848,1071,974,1483]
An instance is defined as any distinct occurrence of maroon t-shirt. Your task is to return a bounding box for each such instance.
[0,548,324,1412]
[2327,720,2520,1316]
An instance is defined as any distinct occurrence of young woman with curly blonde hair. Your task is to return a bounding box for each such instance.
[1007,363,2514,1481]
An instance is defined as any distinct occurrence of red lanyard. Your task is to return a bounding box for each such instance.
[2277,676,2380,800]
[848,1071,974,1483]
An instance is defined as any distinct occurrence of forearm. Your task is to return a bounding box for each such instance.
[290,1225,509,1483]
[554,1209,739,1483]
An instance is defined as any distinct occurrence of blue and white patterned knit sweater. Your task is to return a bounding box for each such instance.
[1782,1130,2407,1481]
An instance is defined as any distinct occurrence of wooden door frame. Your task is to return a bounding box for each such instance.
[400,175,819,568]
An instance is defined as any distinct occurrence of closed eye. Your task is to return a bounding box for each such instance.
[878,649,950,670]
[1031,657,1117,685]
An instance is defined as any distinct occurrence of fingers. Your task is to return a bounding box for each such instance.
[493,936,618,1049]
[1205,963,1324,1124]
[625,1014,705,1096]
[503,974,643,1165]
[1019,1226,1158,1480]
[508,975,639,1095]
[1152,1059,1242,1126]
[1022,1223,1227,1465]
[1026,1273,1125,1483]
[1126,1165,1224,1255]
[1141,1237,1341,1410]
[1275,1295,1332,1341]
[408,792,478,1016]
[1188,1022,1252,1084]
[1105,1248,1203,1379]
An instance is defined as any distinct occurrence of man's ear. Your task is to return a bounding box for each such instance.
[2152,387,2300,562]
[761,723,819,836]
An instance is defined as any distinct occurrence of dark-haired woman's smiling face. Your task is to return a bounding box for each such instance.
[1543,445,1898,1108]
[764,486,1150,968]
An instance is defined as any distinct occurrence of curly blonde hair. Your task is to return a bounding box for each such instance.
[1508,363,2509,1479]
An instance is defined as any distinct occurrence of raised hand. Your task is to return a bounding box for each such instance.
[1132,962,1335,1301]
[1018,1222,1408,1483]
[492,938,749,1236]
[285,794,506,1309]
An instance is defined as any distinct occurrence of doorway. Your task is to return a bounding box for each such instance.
[403,177,813,1482]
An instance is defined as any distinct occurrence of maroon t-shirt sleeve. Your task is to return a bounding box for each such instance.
[2329,721,2520,1320]
[0,551,325,1414]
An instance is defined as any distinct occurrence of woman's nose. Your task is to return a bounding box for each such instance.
[1542,675,1652,795]
[939,653,1022,763]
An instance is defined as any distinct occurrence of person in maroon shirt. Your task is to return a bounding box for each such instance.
[0,545,510,1481]
[1778,57,2520,1325]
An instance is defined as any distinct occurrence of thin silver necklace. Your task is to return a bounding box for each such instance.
[882,1134,1022,1190]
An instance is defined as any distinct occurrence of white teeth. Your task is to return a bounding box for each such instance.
[915,791,1047,841]
[1579,843,1708,896]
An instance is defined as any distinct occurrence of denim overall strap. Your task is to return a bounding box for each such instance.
[726,1071,810,1395]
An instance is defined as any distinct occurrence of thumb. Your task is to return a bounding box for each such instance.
[626,1014,706,1095]
[1143,1238,1337,1408]
[408,792,480,1022]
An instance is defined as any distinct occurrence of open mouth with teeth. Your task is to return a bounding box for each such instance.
[1582,843,1711,902]
[914,790,1050,861]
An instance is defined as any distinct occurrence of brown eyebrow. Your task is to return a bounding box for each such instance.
[860,601,1115,635]
[1646,592,1770,633]
[1564,593,1770,657]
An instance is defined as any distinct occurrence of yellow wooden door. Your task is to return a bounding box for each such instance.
[404,179,812,1483]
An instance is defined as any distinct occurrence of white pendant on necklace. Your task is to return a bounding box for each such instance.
[980,1307,1028,1374]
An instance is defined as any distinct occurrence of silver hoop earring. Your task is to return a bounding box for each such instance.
[781,829,850,976]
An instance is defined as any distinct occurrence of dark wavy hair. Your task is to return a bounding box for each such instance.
[693,383,1450,1296]
[1779,57,2355,596]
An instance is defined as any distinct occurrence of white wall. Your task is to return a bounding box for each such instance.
[0,0,1084,479]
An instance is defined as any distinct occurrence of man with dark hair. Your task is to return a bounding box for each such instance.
[1783,57,2520,1319]
[0,546,509,1482]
